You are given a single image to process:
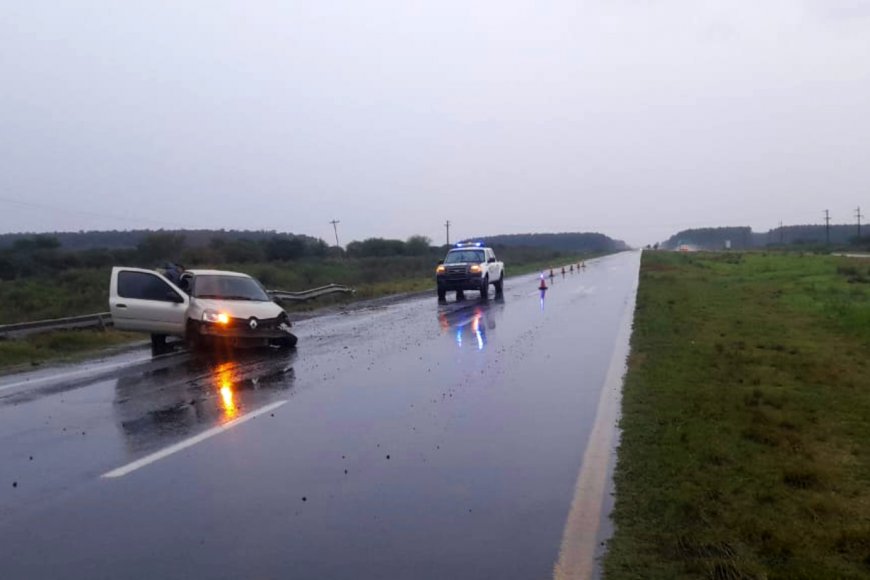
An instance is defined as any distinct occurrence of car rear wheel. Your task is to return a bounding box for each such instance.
[494,272,504,295]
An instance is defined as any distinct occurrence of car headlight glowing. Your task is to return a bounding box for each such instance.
[436,265,446,273]
[469,264,482,273]
[203,310,230,324]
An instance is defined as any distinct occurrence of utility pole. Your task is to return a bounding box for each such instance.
[444,220,451,246]
[858,207,864,239]
[824,209,831,245]
[779,221,784,245]
[329,219,341,249]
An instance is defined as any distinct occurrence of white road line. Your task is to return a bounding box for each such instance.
[102,400,288,479]
[553,270,639,580]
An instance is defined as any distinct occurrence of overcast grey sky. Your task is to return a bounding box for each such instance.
[1,1,869,246]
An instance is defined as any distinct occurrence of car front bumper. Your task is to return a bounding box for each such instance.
[199,319,295,341]
[436,273,484,291]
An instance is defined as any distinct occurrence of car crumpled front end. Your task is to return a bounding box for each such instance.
[192,300,297,348]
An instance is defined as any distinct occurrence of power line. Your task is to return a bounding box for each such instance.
[329,219,341,248]
[824,209,831,245]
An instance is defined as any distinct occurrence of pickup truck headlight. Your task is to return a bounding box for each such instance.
[436,265,446,274]
[203,310,230,325]
[469,264,482,273]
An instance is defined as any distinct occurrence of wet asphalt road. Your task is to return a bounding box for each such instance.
[0,251,640,580]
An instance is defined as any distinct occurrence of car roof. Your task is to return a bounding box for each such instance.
[185,269,252,278]
[448,247,489,251]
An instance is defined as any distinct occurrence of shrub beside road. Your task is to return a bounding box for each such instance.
[605,251,870,579]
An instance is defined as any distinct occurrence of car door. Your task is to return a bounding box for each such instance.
[486,249,497,279]
[109,267,189,335]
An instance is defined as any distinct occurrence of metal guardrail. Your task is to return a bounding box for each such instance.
[268,284,355,302]
[0,284,355,339]
[0,312,114,339]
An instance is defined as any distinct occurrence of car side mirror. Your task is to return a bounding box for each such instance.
[167,291,184,303]
[488,257,496,263]
[437,259,444,265]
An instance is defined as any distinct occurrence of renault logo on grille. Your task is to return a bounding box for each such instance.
[249,318,258,330]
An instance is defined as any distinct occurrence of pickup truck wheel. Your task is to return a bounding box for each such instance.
[480,275,489,301]
[494,272,504,295]
[456,290,465,301]
[437,287,447,301]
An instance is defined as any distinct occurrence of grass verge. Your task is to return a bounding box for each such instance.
[0,329,144,372]
[605,251,870,579]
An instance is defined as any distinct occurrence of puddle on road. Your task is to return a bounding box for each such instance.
[437,298,505,352]
[114,350,297,454]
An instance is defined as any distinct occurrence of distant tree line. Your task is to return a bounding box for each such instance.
[0,229,627,281]
[0,233,442,280]
[346,235,435,257]
[661,225,869,251]
[0,229,324,251]
[0,232,329,281]
[481,232,628,253]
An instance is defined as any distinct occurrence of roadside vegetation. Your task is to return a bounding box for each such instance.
[0,329,144,371]
[605,251,870,579]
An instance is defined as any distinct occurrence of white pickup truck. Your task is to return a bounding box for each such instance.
[109,267,297,352]
[435,242,505,301]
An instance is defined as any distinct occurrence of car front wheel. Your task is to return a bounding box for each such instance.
[150,333,169,356]
[271,334,298,349]
[185,320,204,352]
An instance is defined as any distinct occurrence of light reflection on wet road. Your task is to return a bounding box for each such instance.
[0,251,640,580]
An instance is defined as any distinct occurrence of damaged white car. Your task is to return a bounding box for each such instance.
[109,267,298,352]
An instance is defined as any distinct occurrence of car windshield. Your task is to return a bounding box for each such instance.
[445,250,485,264]
[192,275,270,301]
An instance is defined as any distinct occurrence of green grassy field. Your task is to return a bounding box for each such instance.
[605,251,870,579]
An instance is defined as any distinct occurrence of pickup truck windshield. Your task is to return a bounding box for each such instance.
[445,250,485,264]
[192,275,271,301]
